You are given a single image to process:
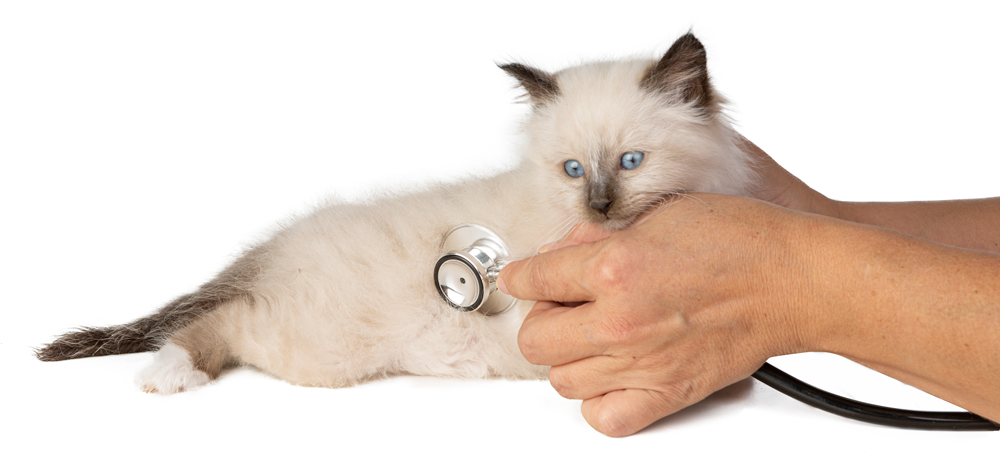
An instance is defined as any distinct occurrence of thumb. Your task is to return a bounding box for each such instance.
[580,389,683,437]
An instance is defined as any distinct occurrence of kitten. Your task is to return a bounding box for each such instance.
[36,33,754,393]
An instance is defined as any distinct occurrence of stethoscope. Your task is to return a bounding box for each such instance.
[434,224,515,315]
[433,224,998,431]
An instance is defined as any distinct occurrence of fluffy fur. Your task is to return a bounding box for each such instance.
[37,33,754,393]
[135,343,211,393]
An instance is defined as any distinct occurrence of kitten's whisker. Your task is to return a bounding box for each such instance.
[532,212,574,253]
[536,212,569,238]
[672,192,710,209]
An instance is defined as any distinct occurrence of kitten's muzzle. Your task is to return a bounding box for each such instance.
[587,179,618,217]
[589,199,612,215]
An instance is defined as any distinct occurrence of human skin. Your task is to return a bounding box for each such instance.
[498,141,1000,437]
[741,138,1000,254]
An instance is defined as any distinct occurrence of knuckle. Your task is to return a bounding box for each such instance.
[547,367,576,399]
[592,312,641,346]
[526,258,556,298]
[661,379,699,408]
[592,405,632,438]
[516,324,541,364]
[588,243,632,292]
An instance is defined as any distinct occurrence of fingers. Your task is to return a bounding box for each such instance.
[581,389,682,437]
[539,222,612,253]
[547,352,682,401]
[517,301,609,366]
[498,239,604,303]
[498,222,612,303]
[547,355,637,400]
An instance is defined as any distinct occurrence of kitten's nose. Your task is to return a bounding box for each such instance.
[589,199,612,215]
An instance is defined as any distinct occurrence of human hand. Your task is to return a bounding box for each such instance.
[738,136,840,217]
[740,137,1000,253]
[500,194,819,436]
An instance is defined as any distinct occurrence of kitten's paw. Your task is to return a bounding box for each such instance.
[135,343,210,394]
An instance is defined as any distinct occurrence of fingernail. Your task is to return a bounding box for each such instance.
[538,242,555,254]
[497,277,509,295]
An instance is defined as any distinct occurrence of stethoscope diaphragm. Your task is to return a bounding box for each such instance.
[434,224,515,315]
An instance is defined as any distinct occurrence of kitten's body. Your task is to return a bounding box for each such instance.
[38,34,754,393]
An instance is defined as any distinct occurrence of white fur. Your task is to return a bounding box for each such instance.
[523,59,754,230]
[201,168,563,388]
[135,343,211,394]
[130,42,754,391]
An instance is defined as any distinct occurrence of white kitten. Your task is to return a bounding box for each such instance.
[37,33,754,393]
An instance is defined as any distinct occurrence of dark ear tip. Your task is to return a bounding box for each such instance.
[498,62,560,104]
[498,63,529,74]
[676,32,705,50]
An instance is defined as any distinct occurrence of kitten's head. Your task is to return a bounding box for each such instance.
[501,33,754,230]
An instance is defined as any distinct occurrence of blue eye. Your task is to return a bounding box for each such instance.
[564,160,585,178]
[621,151,644,170]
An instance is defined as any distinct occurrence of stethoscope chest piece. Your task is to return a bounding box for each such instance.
[434,224,515,315]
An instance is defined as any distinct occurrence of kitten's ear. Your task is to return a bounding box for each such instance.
[641,33,715,113]
[498,63,560,105]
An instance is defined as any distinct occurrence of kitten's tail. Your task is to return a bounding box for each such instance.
[36,248,263,362]
[35,323,153,361]
[35,291,224,361]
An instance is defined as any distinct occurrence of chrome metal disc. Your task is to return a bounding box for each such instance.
[434,224,515,315]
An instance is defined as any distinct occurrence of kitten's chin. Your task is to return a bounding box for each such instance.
[588,209,647,231]
[600,217,637,231]
[600,194,678,231]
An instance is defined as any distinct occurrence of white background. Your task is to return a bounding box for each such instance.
[2,1,998,465]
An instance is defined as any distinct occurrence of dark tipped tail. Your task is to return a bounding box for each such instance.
[35,291,209,361]
[37,244,263,362]
[36,288,249,361]
[35,323,157,361]
[36,288,246,361]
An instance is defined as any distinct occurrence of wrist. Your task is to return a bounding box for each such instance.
[769,211,873,357]
[746,207,846,358]
[793,218,937,357]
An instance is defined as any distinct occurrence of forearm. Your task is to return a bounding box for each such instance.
[740,138,1000,253]
[801,218,1000,421]
[832,198,1000,253]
